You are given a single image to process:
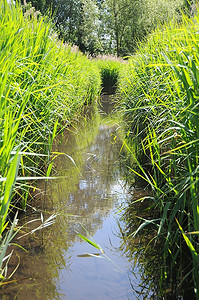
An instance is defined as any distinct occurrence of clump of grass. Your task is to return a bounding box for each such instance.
[0,0,101,279]
[96,55,124,94]
[119,8,199,298]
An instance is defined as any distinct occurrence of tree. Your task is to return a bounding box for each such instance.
[20,0,46,14]
[101,0,185,56]
[21,0,185,56]
[80,0,102,54]
[101,0,146,56]
[45,0,83,43]
[22,0,101,54]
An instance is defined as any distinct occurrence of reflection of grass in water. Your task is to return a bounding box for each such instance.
[6,105,115,297]
[121,190,196,299]
[50,105,100,196]
[2,97,125,298]
[0,106,101,298]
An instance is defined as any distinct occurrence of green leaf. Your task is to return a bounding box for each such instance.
[77,233,101,251]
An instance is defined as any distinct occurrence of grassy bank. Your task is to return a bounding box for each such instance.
[118,9,199,298]
[0,0,101,279]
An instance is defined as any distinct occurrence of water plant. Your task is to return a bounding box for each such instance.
[96,55,124,94]
[119,8,199,298]
[0,0,101,281]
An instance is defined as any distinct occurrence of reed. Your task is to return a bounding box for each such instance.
[0,0,101,279]
[96,55,124,94]
[119,9,199,297]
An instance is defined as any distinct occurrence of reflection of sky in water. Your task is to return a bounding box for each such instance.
[79,180,88,190]
[0,113,143,300]
[60,212,137,300]
[56,126,140,299]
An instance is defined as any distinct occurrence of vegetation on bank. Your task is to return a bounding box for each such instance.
[118,8,199,298]
[96,56,124,94]
[0,0,101,280]
[0,0,198,296]
[20,0,186,56]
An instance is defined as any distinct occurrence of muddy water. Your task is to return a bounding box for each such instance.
[0,100,143,299]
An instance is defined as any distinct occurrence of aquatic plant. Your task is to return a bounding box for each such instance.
[96,55,124,94]
[119,8,199,298]
[0,0,101,280]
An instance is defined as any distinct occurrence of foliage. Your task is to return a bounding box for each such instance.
[22,0,102,54]
[22,0,185,56]
[0,0,101,280]
[80,0,102,54]
[121,193,196,298]
[96,56,124,94]
[118,8,199,298]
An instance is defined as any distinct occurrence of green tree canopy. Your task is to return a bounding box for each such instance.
[21,0,186,56]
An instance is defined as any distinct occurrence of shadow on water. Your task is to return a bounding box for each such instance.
[121,190,196,299]
[119,149,196,299]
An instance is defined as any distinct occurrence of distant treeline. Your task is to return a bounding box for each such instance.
[20,0,194,56]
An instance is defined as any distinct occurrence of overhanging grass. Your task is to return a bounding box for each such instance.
[0,0,101,279]
[119,9,199,298]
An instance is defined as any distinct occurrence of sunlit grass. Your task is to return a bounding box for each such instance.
[0,0,101,280]
[96,55,124,94]
[119,8,199,297]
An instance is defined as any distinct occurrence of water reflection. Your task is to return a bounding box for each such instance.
[50,123,123,238]
[0,103,137,299]
[121,185,196,299]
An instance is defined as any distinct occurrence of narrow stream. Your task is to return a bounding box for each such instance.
[0,98,144,299]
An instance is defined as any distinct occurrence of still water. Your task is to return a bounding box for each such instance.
[0,100,143,299]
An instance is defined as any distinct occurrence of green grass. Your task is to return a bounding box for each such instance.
[96,55,124,94]
[0,0,101,280]
[118,8,199,298]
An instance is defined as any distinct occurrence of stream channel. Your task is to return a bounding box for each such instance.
[1,96,146,300]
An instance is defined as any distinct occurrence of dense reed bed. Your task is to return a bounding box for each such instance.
[119,9,199,298]
[0,0,101,279]
[96,56,124,94]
